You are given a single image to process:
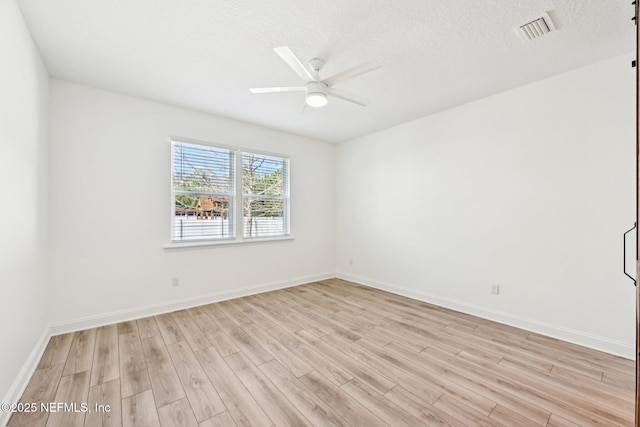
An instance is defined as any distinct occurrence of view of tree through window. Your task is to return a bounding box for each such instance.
[242,153,288,238]
[171,139,289,242]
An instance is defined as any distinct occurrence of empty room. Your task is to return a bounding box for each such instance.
[2,0,639,426]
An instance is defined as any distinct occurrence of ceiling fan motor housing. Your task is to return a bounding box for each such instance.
[306,81,328,96]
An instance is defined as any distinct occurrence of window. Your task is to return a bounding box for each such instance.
[171,138,290,243]
[243,152,289,238]
[171,140,235,241]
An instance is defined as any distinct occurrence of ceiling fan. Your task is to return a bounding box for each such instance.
[249,46,380,108]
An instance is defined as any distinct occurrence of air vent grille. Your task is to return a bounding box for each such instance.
[517,12,556,41]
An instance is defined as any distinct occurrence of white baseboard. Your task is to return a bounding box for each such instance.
[49,272,335,336]
[1,328,51,427]
[336,272,635,360]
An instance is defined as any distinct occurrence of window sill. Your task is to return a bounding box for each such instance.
[163,235,294,250]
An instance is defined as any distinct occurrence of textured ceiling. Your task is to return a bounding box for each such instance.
[17,0,635,143]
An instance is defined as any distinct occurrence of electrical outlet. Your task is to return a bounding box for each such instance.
[172,277,180,287]
[491,284,500,295]
[348,258,353,265]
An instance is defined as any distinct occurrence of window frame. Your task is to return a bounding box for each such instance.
[168,137,292,248]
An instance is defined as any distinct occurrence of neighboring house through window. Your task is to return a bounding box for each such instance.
[171,138,290,243]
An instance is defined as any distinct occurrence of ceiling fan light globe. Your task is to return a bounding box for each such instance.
[306,92,328,108]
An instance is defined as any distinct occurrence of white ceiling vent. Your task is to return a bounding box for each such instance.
[516,12,556,42]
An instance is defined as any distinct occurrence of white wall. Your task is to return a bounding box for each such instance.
[0,0,50,405]
[336,53,636,357]
[48,80,335,326]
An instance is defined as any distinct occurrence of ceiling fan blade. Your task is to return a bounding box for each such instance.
[329,88,369,107]
[249,86,305,94]
[324,62,380,87]
[274,46,316,82]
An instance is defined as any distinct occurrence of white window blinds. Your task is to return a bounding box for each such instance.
[171,139,290,243]
[171,140,235,241]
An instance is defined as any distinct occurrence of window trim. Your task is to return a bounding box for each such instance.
[163,235,294,250]
[167,136,292,248]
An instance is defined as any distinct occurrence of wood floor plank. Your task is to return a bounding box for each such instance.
[433,394,504,427]
[549,364,633,404]
[298,370,387,427]
[137,317,161,339]
[428,323,518,363]
[339,378,425,427]
[122,389,161,427]
[435,322,565,373]
[319,308,393,348]
[323,334,443,406]
[378,317,477,360]
[214,316,274,365]
[243,322,313,377]
[195,346,272,427]
[171,310,211,352]
[224,352,310,427]
[157,398,198,427]
[375,342,496,415]
[446,349,629,426]
[295,329,396,395]
[266,325,353,386]
[384,297,454,327]
[141,335,186,407]
[394,343,552,425]
[217,300,253,326]
[489,404,544,427]
[603,369,635,392]
[257,360,347,426]
[291,286,345,313]
[85,379,122,427]
[155,313,186,345]
[282,311,332,338]
[498,354,553,375]
[199,303,228,321]
[119,331,151,398]
[186,306,239,357]
[117,321,138,336]
[166,341,225,423]
[385,385,461,426]
[304,284,416,325]
[468,324,606,380]
[482,350,633,421]
[45,371,90,427]
[199,411,238,427]
[37,333,74,369]
[331,310,393,346]
[242,296,301,334]
[357,338,497,415]
[525,332,634,378]
[62,329,97,376]
[90,325,119,386]
[230,297,277,330]
[8,365,63,427]
[289,304,362,343]
[304,284,416,329]
[546,413,583,427]
[500,357,632,415]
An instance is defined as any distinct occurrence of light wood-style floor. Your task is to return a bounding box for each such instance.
[9,279,635,427]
